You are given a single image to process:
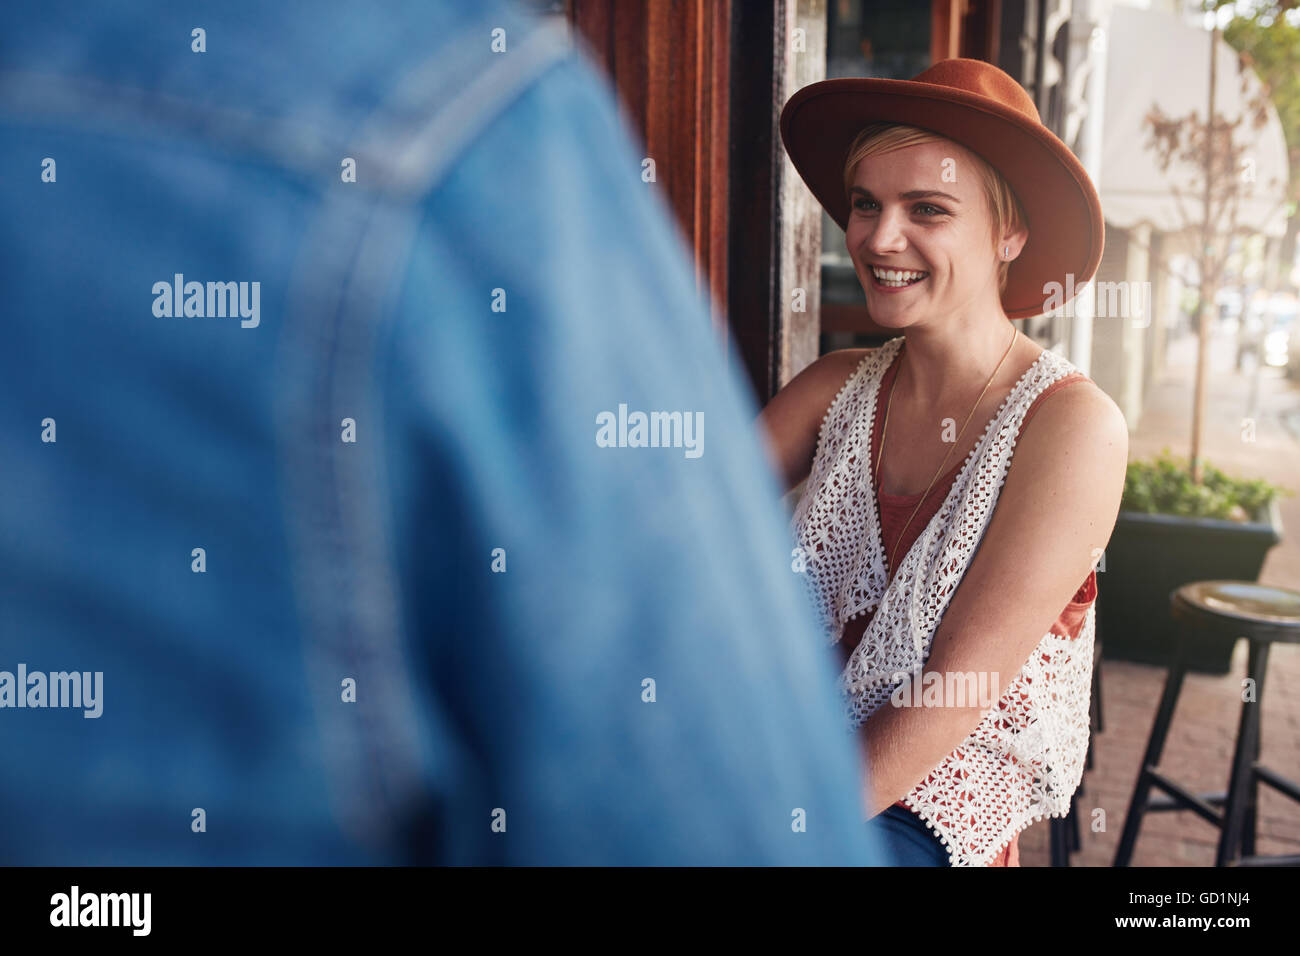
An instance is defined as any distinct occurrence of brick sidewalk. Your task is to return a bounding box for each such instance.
[1018,324,1300,866]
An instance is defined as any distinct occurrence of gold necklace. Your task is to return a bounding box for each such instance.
[875,325,1019,579]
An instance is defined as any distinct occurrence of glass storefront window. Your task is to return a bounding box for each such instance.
[821,0,932,350]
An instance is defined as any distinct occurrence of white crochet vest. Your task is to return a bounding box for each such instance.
[790,335,1095,867]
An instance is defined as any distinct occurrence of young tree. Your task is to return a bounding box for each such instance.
[1142,11,1288,482]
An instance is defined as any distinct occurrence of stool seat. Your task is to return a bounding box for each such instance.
[1171,581,1300,644]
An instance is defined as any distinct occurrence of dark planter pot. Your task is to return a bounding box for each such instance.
[1098,499,1283,674]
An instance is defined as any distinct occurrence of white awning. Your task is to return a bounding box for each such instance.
[1101,4,1290,238]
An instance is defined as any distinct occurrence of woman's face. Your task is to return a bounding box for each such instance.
[844,138,1013,328]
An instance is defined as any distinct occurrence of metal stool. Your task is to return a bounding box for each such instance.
[1114,581,1300,867]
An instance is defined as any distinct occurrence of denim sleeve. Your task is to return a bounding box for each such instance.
[381,48,886,865]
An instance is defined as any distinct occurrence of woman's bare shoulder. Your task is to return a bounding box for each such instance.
[1016,373,1128,477]
[785,347,875,404]
[758,347,878,491]
[1032,374,1125,434]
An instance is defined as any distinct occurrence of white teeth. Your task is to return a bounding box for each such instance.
[871,266,928,287]
[871,267,928,281]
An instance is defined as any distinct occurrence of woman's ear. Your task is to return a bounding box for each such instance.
[999,225,1029,261]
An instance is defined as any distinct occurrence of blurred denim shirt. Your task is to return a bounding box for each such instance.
[0,1,887,865]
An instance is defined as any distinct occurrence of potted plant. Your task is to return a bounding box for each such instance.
[1098,448,1291,673]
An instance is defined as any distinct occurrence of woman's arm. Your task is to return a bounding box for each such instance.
[756,349,870,494]
[856,381,1128,816]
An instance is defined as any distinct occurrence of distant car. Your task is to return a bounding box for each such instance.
[1258,295,1300,377]
[1242,292,1297,371]
[1265,325,1289,369]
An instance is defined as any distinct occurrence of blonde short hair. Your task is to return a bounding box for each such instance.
[842,122,1026,294]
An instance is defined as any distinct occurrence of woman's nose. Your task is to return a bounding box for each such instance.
[865,207,907,255]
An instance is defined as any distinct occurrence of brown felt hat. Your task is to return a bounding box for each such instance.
[779,58,1104,320]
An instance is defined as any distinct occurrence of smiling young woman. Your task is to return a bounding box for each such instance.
[757,59,1128,867]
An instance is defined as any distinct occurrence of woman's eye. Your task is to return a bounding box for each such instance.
[851,198,947,217]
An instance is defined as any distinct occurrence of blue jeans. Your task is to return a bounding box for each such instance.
[872,806,952,866]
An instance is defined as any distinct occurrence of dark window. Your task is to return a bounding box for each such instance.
[821,0,933,353]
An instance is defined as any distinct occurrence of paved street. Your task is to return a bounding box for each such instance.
[1019,324,1300,866]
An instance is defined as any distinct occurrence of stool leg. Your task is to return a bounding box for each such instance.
[1069,791,1081,851]
[1243,702,1261,859]
[1114,657,1186,867]
[1243,638,1266,860]
[1051,816,1070,866]
[1218,639,1269,867]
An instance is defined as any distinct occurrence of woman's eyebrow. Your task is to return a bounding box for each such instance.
[849,186,962,204]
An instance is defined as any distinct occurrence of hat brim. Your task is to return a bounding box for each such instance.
[780,78,1104,320]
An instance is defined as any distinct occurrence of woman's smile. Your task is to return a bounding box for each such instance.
[868,265,930,292]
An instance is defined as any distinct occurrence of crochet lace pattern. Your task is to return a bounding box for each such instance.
[791,335,1095,867]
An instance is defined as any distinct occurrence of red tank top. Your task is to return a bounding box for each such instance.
[848,347,1098,866]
